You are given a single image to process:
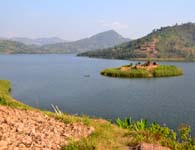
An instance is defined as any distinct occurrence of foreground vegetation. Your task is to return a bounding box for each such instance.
[116,117,195,150]
[101,62,183,78]
[0,80,194,150]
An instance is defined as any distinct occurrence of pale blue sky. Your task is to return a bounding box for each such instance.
[1,0,195,40]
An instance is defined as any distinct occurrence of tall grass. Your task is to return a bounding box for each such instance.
[153,65,183,77]
[101,68,150,78]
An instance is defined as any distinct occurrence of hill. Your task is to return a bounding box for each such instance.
[0,30,129,54]
[10,37,66,46]
[40,30,130,53]
[78,23,195,61]
[0,40,35,54]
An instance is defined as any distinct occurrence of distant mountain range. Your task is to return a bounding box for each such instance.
[40,30,130,53]
[0,30,130,54]
[0,40,35,54]
[10,37,66,46]
[79,23,195,61]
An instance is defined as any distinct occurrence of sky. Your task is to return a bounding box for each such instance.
[1,0,195,40]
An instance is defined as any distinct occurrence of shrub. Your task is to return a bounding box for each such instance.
[116,117,195,149]
[116,117,132,129]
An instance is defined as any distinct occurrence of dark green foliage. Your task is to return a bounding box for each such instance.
[116,117,132,129]
[116,117,195,150]
[116,117,148,131]
[0,96,7,105]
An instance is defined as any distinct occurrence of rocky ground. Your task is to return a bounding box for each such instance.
[0,105,94,150]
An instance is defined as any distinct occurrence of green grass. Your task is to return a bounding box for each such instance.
[62,120,130,150]
[0,80,32,110]
[153,65,183,77]
[0,80,12,95]
[116,117,195,150]
[101,64,183,78]
[101,68,150,78]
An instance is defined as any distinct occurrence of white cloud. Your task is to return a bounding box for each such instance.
[99,20,129,30]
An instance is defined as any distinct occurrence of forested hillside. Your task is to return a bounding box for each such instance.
[79,23,195,61]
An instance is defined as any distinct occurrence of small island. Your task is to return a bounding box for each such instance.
[101,61,183,78]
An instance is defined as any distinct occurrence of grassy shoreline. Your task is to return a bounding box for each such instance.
[0,80,194,150]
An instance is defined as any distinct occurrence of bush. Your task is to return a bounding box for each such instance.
[116,117,195,149]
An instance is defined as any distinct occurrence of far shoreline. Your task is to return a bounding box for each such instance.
[77,54,195,62]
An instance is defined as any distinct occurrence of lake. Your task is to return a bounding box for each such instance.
[0,54,195,134]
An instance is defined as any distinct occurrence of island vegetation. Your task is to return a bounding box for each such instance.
[101,61,183,78]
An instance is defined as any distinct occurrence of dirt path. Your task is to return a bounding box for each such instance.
[0,105,94,150]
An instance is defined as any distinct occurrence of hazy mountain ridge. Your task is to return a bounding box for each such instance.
[10,37,66,46]
[79,23,195,61]
[40,30,130,53]
[0,30,129,54]
[0,40,35,54]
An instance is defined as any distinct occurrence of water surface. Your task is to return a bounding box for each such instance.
[0,54,194,134]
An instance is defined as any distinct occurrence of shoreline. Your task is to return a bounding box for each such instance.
[77,55,195,62]
[0,80,194,149]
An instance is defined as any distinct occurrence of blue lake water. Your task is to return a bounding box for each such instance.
[0,54,195,134]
